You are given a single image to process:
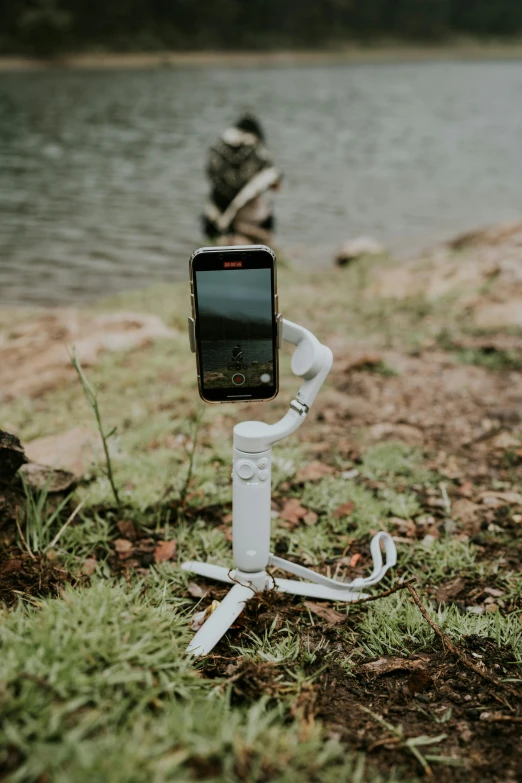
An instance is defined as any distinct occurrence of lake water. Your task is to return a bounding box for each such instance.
[1,60,522,305]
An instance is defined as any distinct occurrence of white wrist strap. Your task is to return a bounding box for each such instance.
[268,531,397,592]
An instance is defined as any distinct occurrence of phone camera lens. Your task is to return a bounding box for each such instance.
[219,253,223,259]
[241,253,246,258]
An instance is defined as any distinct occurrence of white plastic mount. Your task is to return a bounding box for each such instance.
[182,319,397,657]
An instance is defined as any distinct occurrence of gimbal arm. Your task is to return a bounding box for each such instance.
[233,319,333,453]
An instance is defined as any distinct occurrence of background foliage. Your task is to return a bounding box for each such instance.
[2,0,522,57]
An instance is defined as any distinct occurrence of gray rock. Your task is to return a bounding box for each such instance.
[0,430,27,479]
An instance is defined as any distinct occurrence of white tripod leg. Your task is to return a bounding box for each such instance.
[273,577,367,602]
[186,582,253,657]
[181,562,234,584]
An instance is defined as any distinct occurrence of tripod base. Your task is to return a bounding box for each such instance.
[181,561,368,657]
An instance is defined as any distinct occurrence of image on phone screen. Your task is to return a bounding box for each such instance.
[194,264,276,400]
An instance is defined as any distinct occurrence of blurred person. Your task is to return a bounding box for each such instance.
[202,113,282,246]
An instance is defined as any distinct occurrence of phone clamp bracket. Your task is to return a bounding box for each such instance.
[182,318,397,657]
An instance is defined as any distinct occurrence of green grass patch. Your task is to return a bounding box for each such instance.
[0,579,407,783]
[356,592,522,661]
[360,442,434,487]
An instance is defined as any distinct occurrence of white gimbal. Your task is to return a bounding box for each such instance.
[183,318,397,656]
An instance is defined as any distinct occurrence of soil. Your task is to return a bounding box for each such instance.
[196,591,522,783]
[0,547,74,607]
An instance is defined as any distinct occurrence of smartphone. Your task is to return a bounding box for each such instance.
[189,245,279,403]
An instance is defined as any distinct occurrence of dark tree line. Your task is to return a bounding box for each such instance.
[2,0,522,57]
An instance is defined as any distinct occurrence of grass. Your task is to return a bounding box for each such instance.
[356,592,522,660]
[0,580,410,783]
[1,255,521,782]
[19,478,74,554]
[360,442,435,487]
[436,330,522,371]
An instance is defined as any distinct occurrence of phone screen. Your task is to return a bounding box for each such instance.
[192,248,277,402]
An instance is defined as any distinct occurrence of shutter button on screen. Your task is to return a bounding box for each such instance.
[237,461,255,480]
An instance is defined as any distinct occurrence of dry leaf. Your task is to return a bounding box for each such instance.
[303,510,318,526]
[187,581,207,598]
[81,558,97,575]
[190,600,220,631]
[117,520,139,540]
[154,539,177,563]
[458,482,474,498]
[483,587,504,598]
[349,552,362,568]
[222,513,233,524]
[3,559,22,574]
[114,538,133,553]
[332,502,354,519]
[295,461,335,483]
[304,601,345,625]
[279,498,308,527]
[452,498,481,524]
[435,576,466,603]
[361,656,429,676]
[479,491,522,506]
[217,525,233,542]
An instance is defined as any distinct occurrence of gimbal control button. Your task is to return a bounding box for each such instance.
[257,458,269,470]
[237,461,255,480]
[258,470,269,481]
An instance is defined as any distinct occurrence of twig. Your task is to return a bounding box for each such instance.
[71,351,121,507]
[462,425,504,448]
[15,506,35,559]
[179,408,203,509]
[480,713,522,723]
[48,497,88,549]
[348,578,416,606]
[439,482,451,515]
[407,584,521,704]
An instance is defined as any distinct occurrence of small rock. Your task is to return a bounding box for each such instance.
[0,430,27,479]
[18,463,76,493]
[335,237,385,266]
[24,426,102,480]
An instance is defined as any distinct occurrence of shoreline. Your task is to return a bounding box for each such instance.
[3,41,522,71]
